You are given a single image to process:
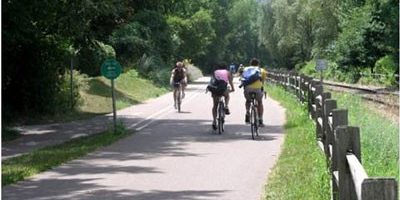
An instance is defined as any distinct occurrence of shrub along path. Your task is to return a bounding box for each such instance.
[2,77,286,200]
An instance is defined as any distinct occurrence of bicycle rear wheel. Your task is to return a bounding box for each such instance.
[217,101,225,134]
[177,87,182,112]
[250,105,258,140]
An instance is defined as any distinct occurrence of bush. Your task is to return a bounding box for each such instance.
[110,22,152,66]
[299,60,317,77]
[77,41,116,76]
[137,54,169,86]
[186,65,204,82]
[55,70,88,112]
[373,55,397,86]
[183,59,203,82]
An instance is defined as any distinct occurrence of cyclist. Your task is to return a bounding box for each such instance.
[238,64,244,73]
[229,63,236,74]
[239,58,267,126]
[170,61,187,109]
[210,63,235,130]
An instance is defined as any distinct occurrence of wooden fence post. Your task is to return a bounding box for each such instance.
[302,75,309,104]
[310,82,322,119]
[302,76,309,104]
[331,109,348,200]
[362,178,398,200]
[307,79,315,117]
[324,99,337,159]
[320,92,331,142]
[298,75,303,102]
[337,126,360,200]
[314,84,324,139]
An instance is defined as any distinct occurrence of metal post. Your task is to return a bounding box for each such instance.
[320,71,323,85]
[70,57,74,110]
[111,79,117,133]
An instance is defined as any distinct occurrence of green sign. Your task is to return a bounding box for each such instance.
[101,59,122,79]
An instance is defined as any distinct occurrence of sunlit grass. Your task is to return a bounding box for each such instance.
[79,69,168,114]
[263,84,399,199]
[263,85,330,199]
[330,91,399,181]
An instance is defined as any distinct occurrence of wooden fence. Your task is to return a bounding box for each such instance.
[267,70,398,200]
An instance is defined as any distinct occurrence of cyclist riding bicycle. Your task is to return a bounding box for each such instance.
[229,63,236,74]
[209,63,235,130]
[239,58,267,127]
[170,61,187,109]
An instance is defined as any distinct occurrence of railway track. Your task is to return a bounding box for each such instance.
[321,80,399,122]
[322,81,399,107]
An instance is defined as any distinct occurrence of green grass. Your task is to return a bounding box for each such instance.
[79,69,168,114]
[5,69,168,126]
[263,84,399,199]
[2,122,131,186]
[263,85,330,199]
[330,91,399,180]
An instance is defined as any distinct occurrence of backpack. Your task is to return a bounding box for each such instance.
[207,76,227,96]
[239,67,261,88]
[173,68,185,82]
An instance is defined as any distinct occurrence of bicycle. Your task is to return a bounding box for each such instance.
[173,82,183,112]
[216,95,225,134]
[249,92,259,140]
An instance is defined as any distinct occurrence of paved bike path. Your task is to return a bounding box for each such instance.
[2,82,204,160]
[2,77,286,200]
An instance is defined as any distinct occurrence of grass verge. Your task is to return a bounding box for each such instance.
[76,69,168,115]
[7,69,168,126]
[330,91,399,181]
[2,122,131,186]
[263,84,330,199]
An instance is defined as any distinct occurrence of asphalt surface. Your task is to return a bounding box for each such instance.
[2,77,286,200]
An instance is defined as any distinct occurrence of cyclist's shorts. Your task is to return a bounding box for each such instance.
[172,79,185,88]
[211,88,228,98]
[244,88,263,102]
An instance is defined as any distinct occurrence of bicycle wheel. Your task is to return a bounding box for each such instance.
[177,86,182,112]
[250,104,258,140]
[217,101,224,134]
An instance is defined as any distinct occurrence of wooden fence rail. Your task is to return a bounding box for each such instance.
[267,70,398,200]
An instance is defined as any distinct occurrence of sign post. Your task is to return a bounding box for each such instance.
[316,59,327,84]
[101,58,122,133]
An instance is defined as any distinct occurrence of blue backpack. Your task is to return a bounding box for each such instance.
[239,67,261,88]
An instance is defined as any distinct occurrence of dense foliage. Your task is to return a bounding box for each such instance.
[3,0,397,119]
[3,0,266,119]
[259,0,399,84]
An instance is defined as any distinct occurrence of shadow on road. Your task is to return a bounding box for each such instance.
[3,114,283,199]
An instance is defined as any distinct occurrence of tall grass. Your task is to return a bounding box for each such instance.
[263,85,330,200]
[330,91,399,180]
[263,84,399,199]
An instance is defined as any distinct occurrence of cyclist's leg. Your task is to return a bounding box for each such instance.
[256,90,264,126]
[172,83,178,108]
[223,90,230,114]
[244,89,251,123]
[181,79,186,98]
